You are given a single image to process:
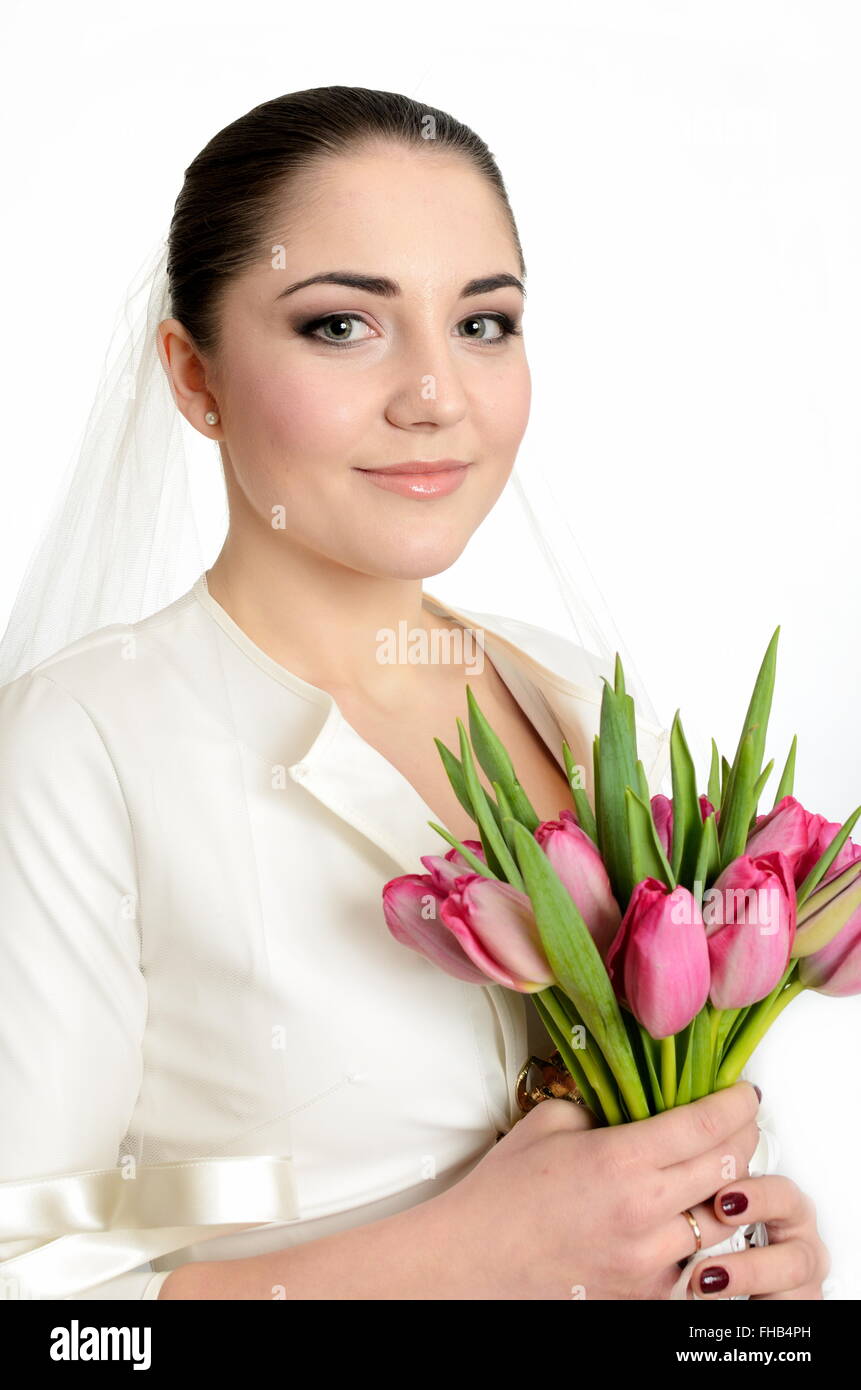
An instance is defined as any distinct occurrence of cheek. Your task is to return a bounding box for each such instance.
[480,365,531,451]
[234,364,367,460]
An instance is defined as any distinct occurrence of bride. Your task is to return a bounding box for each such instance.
[0,85,829,1301]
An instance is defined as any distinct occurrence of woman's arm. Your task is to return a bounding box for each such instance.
[0,672,152,1299]
[158,1188,458,1300]
[159,1069,831,1302]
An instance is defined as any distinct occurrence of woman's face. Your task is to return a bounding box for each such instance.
[178,143,531,580]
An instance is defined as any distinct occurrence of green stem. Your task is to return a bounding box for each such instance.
[661,1035,677,1108]
[531,992,600,1118]
[716,977,807,1086]
[541,989,625,1125]
[716,960,799,1078]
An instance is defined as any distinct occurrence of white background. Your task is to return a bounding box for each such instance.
[1,0,859,1299]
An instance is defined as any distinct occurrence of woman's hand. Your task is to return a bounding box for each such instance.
[687,1174,831,1300]
[429,1079,764,1300]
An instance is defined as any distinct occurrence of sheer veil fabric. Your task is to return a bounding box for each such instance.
[0,230,778,1302]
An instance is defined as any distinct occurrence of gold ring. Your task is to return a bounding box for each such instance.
[682,1207,703,1253]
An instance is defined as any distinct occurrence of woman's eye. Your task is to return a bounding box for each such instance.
[456,313,522,345]
[299,313,376,348]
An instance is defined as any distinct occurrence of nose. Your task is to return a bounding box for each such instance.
[383,329,469,431]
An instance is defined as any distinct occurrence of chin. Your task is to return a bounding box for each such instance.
[391,533,475,579]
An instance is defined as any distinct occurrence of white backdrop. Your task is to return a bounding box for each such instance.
[1,0,859,1298]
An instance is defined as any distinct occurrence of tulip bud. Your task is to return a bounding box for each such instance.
[605,877,710,1038]
[745,795,832,888]
[704,851,796,1008]
[534,808,622,959]
[797,902,861,996]
[439,873,556,992]
[420,840,486,892]
[651,795,673,859]
[794,819,861,890]
[382,873,488,983]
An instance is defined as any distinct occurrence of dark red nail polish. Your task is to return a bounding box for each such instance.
[720,1191,749,1216]
[700,1265,730,1293]
[753,1084,762,1102]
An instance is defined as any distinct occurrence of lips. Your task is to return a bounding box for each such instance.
[355,461,470,499]
[358,459,470,475]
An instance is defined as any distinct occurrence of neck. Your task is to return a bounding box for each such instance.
[204,533,464,708]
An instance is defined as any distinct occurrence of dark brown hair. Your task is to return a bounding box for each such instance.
[166,85,525,360]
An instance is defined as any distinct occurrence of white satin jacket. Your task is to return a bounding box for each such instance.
[0,573,672,1300]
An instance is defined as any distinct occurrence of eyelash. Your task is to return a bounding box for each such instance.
[295,311,523,351]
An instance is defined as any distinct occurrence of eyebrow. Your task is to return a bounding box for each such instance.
[275,271,526,300]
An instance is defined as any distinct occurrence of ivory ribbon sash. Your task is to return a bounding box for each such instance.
[0,1154,300,1299]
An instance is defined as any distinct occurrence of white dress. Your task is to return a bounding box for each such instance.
[0,573,672,1300]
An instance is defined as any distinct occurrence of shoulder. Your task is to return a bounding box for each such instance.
[453,603,614,694]
[0,586,203,717]
[0,586,208,784]
[455,602,671,795]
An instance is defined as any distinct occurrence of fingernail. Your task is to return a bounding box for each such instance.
[699,1265,730,1293]
[720,1190,749,1216]
[752,1083,762,1102]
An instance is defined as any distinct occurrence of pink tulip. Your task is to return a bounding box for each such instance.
[704,851,796,1008]
[382,874,489,984]
[605,877,710,1038]
[420,840,486,893]
[794,819,861,890]
[649,795,716,861]
[533,808,622,959]
[744,795,858,890]
[797,902,861,996]
[439,874,556,992]
[651,795,673,858]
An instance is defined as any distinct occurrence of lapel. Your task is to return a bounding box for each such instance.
[286,589,670,874]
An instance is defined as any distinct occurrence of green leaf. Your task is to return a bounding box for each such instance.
[635,759,651,804]
[592,735,602,850]
[507,818,650,1120]
[633,1017,665,1112]
[751,759,774,818]
[707,741,722,813]
[492,781,519,855]
[792,863,861,957]
[465,685,540,832]
[530,991,602,1120]
[562,741,599,844]
[433,737,477,824]
[717,731,757,869]
[426,822,499,879]
[456,720,524,889]
[669,712,700,885]
[773,735,797,806]
[596,680,639,908]
[675,1025,695,1105]
[432,735,506,842]
[795,806,861,910]
[673,1021,694,1106]
[625,787,676,888]
[721,627,780,830]
[688,1006,715,1100]
[692,812,720,895]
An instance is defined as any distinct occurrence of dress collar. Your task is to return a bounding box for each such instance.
[190,571,668,874]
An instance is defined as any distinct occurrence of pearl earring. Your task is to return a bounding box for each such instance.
[205,410,219,425]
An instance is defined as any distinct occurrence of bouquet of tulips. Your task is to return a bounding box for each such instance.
[383,627,861,1125]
